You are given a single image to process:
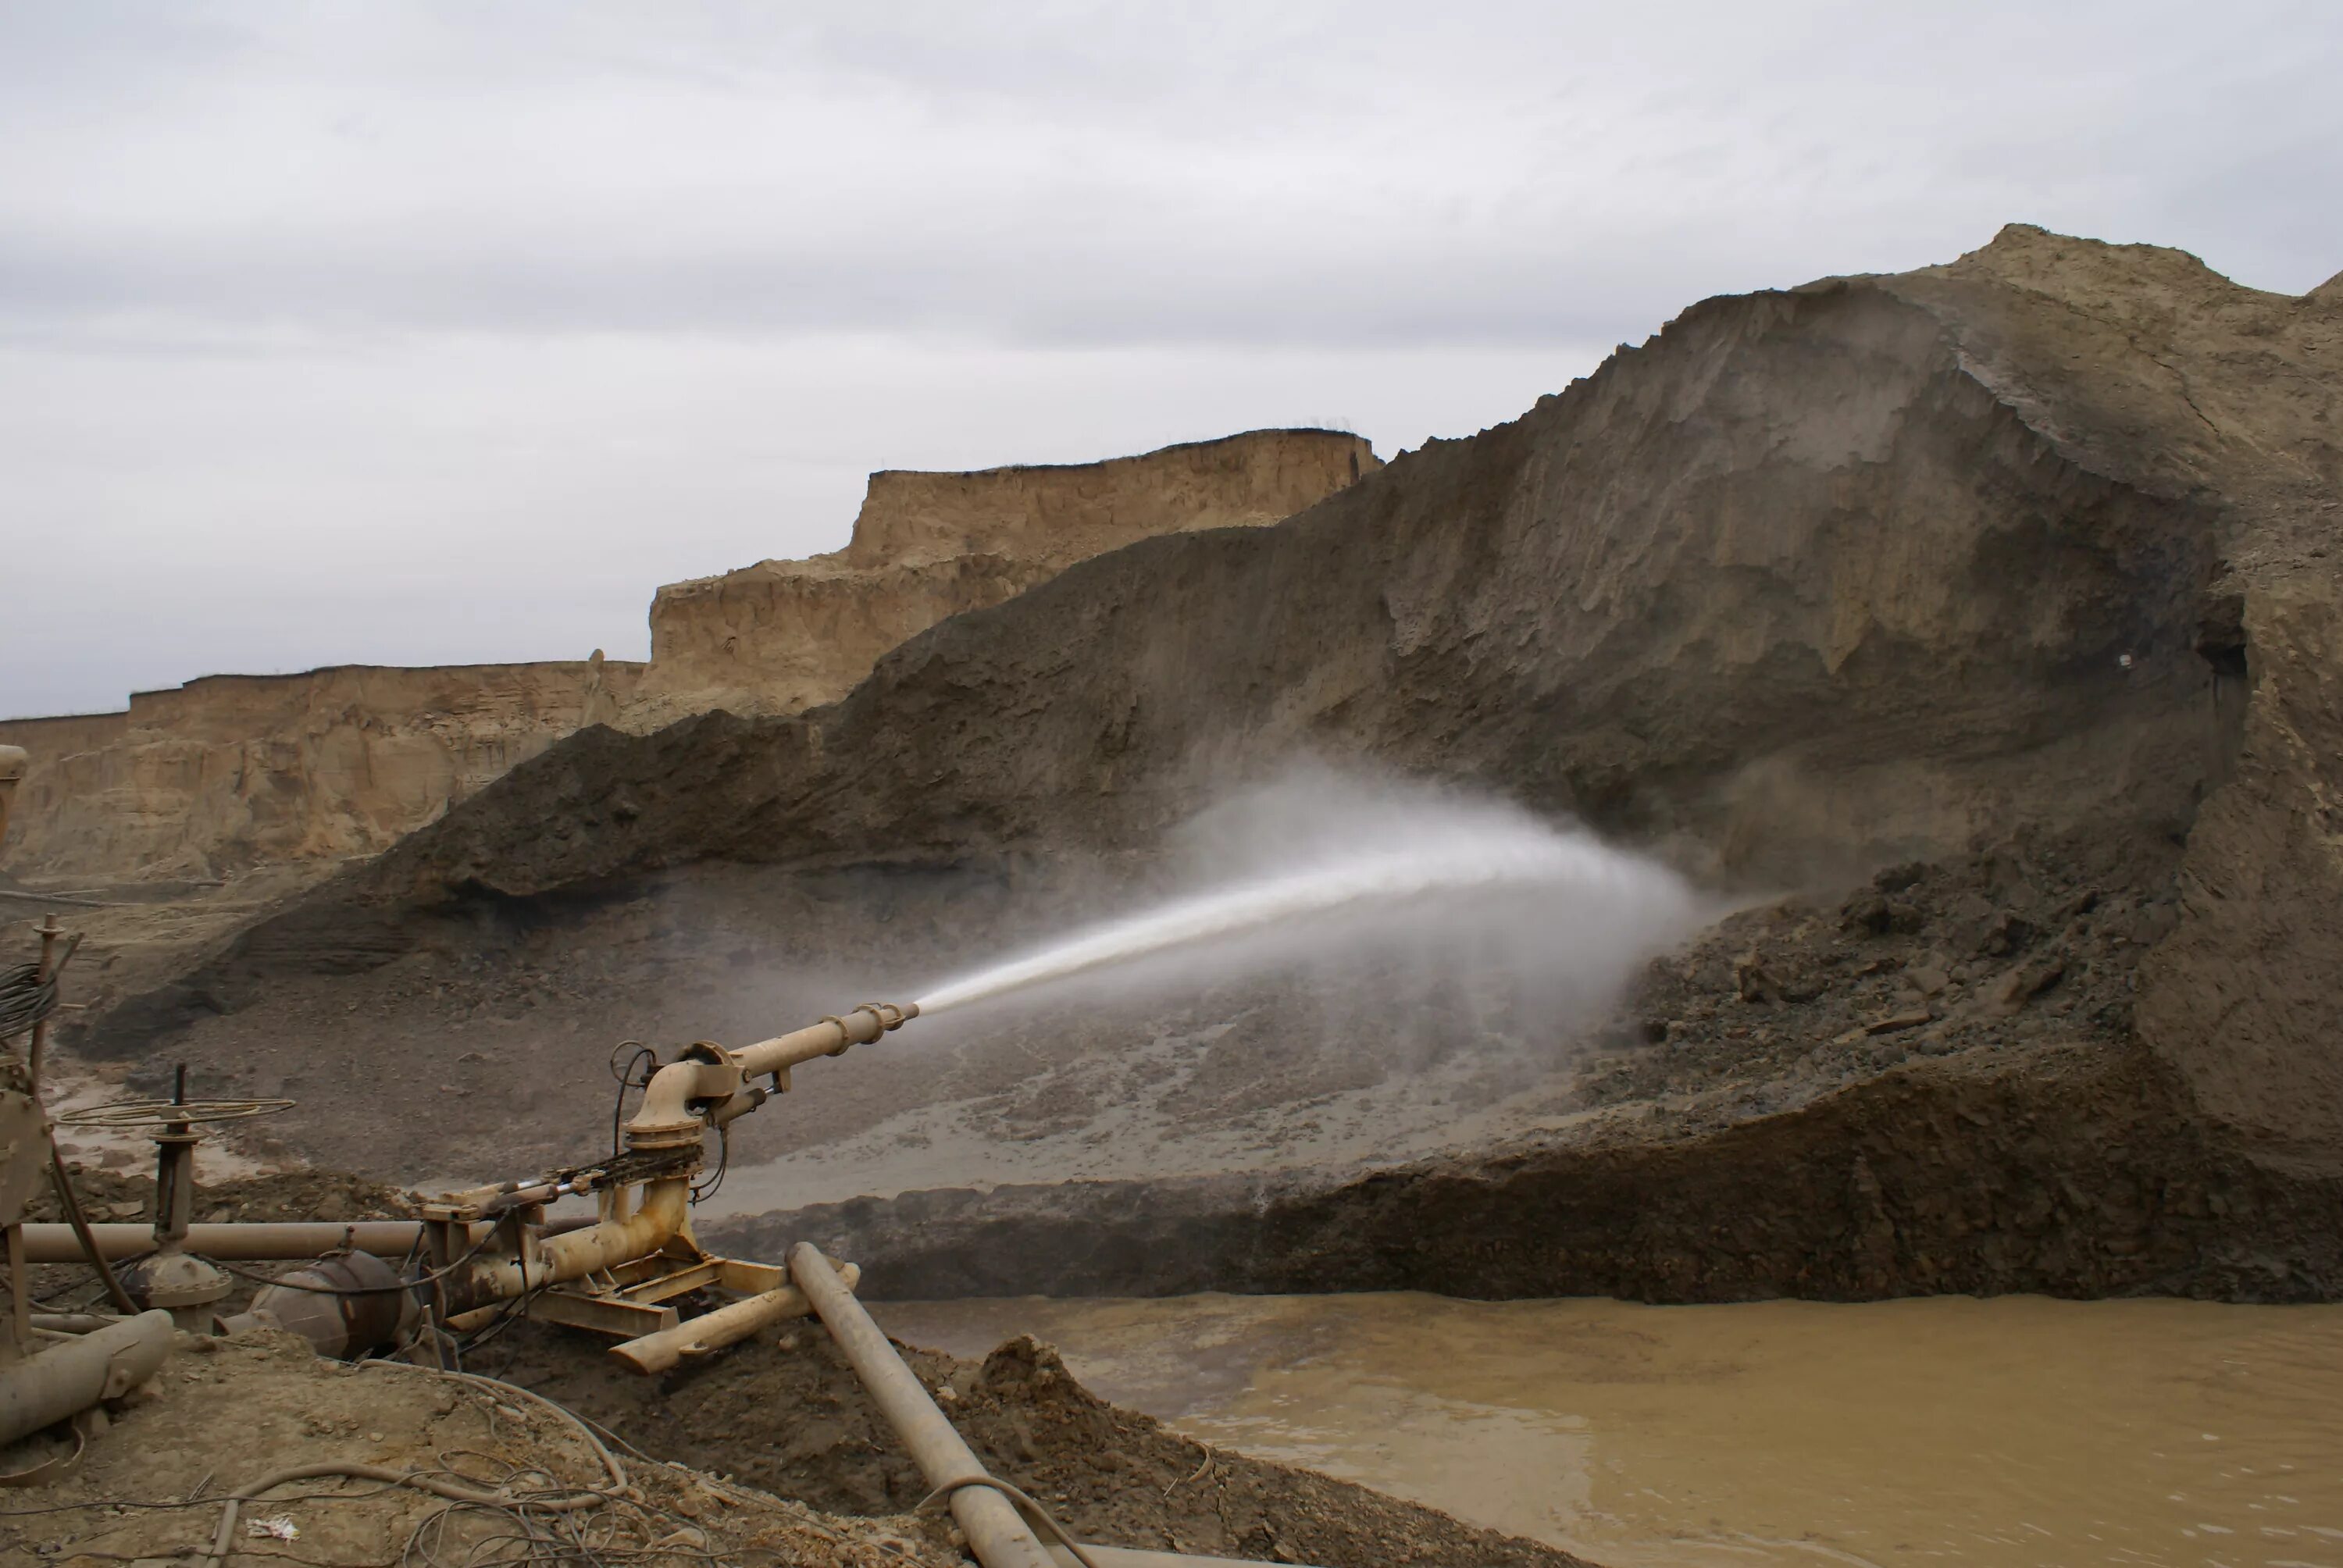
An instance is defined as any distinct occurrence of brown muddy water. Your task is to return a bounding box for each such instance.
[873,1292,2343,1568]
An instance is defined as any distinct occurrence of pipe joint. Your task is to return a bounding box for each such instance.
[622,1057,734,1148]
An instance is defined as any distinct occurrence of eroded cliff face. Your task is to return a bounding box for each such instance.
[75,229,2343,1300]
[0,660,641,881]
[629,429,1378,724]
[2,429,1373,882]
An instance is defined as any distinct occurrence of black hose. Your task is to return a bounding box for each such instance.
[46,1135,140,1316]
[607,1042,655,1159]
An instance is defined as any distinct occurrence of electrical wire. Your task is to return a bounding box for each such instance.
[687,1126,727,1206]
[607,1042,656,1160]
[0,960,59,1039]
[45,1132,141,1314]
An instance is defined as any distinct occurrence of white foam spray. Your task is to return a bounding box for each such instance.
[913,776,1703,1019]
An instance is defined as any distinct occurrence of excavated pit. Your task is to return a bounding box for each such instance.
[32,224,2343,1311]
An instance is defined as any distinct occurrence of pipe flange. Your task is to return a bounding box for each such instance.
[679,1042,744,1099]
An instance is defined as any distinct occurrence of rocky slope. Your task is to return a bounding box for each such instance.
[85,226,2343,1302]
[1,431,1372,884]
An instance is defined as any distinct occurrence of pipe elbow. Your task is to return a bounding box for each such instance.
[625,1061,704,1142]
[624,1053,741,1148]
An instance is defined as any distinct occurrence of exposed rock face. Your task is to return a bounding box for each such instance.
[629,429,1378,724]
[0,660,640,880]
[2,429,1374,882]
[89,227,2343,1302]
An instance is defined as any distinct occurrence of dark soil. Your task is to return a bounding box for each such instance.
[493,1320,1585,1567]
[711,840,2343,1306]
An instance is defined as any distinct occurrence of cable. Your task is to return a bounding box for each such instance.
[607,1042,655,1159]
[0,960,59,1040]
[688,1125,728,1205]
[45,1133,140,1316]
[196,1459,608,1568]
[357,1360,626,1491]
[916,1472,1105,1568]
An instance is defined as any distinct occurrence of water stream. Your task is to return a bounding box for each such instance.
[913,814,1697,1017]
[876,1292,2343,1568]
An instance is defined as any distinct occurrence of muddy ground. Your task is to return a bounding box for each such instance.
[11,1160,1584,1566]
[708,837,2343,1305]
[0,1327,964,1568]
[493,1322,1582,1566]
[2,1281,1581,1566]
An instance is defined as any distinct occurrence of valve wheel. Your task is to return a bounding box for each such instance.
[55,1096,294,1129]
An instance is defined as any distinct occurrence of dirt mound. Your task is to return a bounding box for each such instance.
[9,1157,1579,1563]
[2,1327,961,1568]
[1,1315,1578,1567]
[490,1321,1581,1566]
[77,225,2343,1301]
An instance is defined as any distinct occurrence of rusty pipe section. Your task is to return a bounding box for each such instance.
[0,1309,173,1447]
[788,1241,1056,1568]
[624,1002,915,1144]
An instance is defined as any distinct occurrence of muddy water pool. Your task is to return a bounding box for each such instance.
[873,1292,2343,1568]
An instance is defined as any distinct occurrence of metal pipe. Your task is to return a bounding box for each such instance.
[0,1309,173,1446]
[20,1213,601,1265]
[608,1261,859,1375]
[736,1002,915,1078]
[19,1221,437,1263]
[624,1003,915,1145]
[1048,1550,1314,1568]
[458,1178,690,1309]
[788,1241,1055,1568]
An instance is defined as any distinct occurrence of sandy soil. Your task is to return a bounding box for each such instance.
[0,1327,962,1568]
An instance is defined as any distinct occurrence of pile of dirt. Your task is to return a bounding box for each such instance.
[1576,843,2163,1122]
[490,1320,1582,1566]
[66,225,2343,1303]
[0,1327,961,1568]
[0,1313,1579,1568]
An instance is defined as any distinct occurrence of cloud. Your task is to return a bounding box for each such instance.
[0,0,2338,714]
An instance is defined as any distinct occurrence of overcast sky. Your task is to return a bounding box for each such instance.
[4,2,2338,718]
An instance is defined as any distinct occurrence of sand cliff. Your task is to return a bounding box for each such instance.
[629,430,1378,724]
[0,660,640,881]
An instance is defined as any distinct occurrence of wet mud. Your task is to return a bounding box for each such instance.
[878,1292,2343,1568]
